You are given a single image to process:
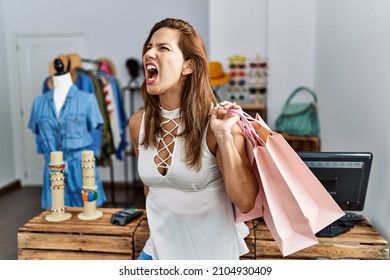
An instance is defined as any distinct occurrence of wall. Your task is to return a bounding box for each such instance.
[208,0,268,67]
[315,0,390,244]
[267,0,316,127]
[209,0,316,128]
[1,0,209,186]
[0,0,16,187]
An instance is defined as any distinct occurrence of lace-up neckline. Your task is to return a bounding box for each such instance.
[154,107,181,176]
[161,107,181,119]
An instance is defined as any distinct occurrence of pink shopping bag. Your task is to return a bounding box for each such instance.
[252,112,345,233]
[230,109,345,256]
[233,114,263,223]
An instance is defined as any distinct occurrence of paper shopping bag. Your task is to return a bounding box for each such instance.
[233,117,263,223]
[254,144,319,256]
[253,113,345,233]
[229,108,345,256]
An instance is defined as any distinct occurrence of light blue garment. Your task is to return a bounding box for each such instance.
[42,73,101,157]
[138,251,153,260]
[28,85,107,209]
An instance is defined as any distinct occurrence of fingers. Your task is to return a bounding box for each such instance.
[212,104,228,120]
[212,101,241,120]
[210,106,218,119]
[219,100,242,110]
[211,103,240,122]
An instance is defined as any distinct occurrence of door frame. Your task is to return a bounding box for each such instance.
[15,32,87,185]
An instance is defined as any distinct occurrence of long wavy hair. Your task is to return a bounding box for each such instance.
[140,18,217,171]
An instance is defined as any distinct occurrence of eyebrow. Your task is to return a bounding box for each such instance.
[147,42,172,48]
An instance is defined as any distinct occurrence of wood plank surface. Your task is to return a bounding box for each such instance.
[251,219,389,260]
[18,209,389,260]
[18,207,142,259]
[253,218,388,245]
[255,240,389,260]
[18,232,132,253]
[18,207,144,236]
[133,217,149,259]
[18,249,132,260]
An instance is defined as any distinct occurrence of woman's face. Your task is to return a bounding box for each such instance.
[143,27,189,97]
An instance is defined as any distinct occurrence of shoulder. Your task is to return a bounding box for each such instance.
[206,123,217,156]
[129,109,144,129]
[129,108,145,141]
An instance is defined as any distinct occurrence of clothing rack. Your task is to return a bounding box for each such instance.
[79,57,117,205]
[121,79,141,190]
[81,58,100,64]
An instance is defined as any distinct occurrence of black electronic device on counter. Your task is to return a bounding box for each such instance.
[298,151,373,237]
[110,208,143,226]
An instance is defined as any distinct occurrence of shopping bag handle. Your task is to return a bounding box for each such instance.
[228,108,272,145]
[228,108,261,147]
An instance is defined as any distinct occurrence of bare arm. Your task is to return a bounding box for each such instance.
[129,109,149,198]
[209,102,258,214]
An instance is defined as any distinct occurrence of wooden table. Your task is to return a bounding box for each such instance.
[18,207,144,260]
[281,134,321,152]
[18,208,389,260]
[243,218,389,260]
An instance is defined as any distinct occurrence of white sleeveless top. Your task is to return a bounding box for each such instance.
[137,108,249,260]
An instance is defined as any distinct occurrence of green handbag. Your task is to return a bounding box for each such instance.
[275,86,320,136]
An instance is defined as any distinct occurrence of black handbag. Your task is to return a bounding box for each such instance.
[275,86,320,136]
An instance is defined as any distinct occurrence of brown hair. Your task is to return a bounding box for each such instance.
[140,18,217,170]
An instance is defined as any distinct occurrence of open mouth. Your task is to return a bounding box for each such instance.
[145,63,158,84]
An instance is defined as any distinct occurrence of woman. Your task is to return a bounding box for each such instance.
[129,18,258,260]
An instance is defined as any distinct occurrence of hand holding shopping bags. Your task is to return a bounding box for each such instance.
[230,109,344,256]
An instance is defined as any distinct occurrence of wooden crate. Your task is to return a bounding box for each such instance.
[19,208,389,260]
[249,218,389,260]
[18,207,145,260]
[282,134,321,152]
[133,215,150,260]
[116,215,390,260]
[241,219,257,260]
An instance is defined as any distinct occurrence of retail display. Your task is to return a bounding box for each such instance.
[42,53,128,166]
[226,54,268,106]
[28,56,108,209]
[78,150,103,220]
[227,55,247,102]
[247,54,268,105]
[45,151,72,222]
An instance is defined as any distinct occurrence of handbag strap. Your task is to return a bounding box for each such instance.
[284,86,317,106]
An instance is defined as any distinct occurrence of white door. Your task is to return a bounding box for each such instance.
[17,33,87,185]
